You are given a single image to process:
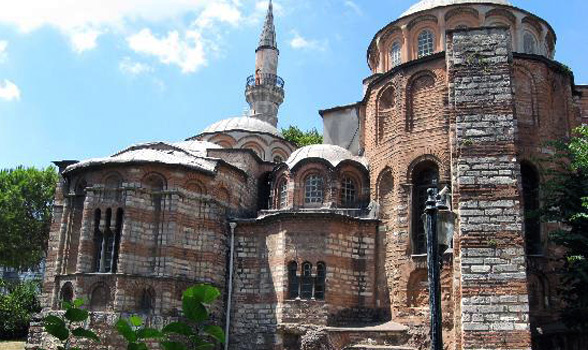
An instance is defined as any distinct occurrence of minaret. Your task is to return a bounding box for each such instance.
[245,0,284,127]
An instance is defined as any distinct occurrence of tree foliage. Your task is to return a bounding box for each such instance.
[0,166,58,269]
[281,126,323,147]
[0,279,42,340]
[541,125,588,329]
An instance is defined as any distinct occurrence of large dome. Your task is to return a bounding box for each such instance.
[402,0,511,17]
[199,116,282,137]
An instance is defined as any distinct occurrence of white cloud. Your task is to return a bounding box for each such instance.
[290,31,327,51]
[0,80,21,101]
[127,29,206,74]
[119,57,154,75]
[0,0,243,54]
[194,2,242,28]
[0,41,7,62]
[344,0,362,15]
[70,29,101,53]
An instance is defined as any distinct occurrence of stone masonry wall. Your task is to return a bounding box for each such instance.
[447,27,531,350]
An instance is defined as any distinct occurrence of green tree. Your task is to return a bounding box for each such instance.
[0,279,42,340]
[0,166,58,269]
[541,125,588,329]
[281,126,323,147]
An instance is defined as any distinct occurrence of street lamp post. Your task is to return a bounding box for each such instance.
[423,187,454,350]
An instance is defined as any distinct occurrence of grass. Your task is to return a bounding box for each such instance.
[0,341,26,350]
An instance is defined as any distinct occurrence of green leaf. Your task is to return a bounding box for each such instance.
[44,315,69,341]
[129,315,143,327]
[60,301,72,310]
[182,298,208,323]
[65,308,89,322]
[193,336,215,349]
[203,325,225,343]
[162,322,194,336]
[73,299,85,308]
[116,319,137,342]
[183,285,220,304]
[128,343,148,350]
[136,328,164,339]
[72,327,100,342]
[161,341,187,350]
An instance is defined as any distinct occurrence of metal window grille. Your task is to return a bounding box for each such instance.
[391,41,402,67]
[305,175,324,204]
[279,180,288,209]
[314,262,326,300]
[340,177,357,207]
[300,262,313,299]
[524,33,536,54]
[418,30,434,58]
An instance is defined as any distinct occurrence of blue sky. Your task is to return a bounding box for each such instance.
[0,0,586,169]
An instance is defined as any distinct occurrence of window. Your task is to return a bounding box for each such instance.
[304,174,324,204]
[314,262,326,300]
[417,30,434,58]
[524,32,537,54]
[94,207,123,273]
[411,163,439,255]
[300,262,313,299]
[391,41,401,67]
[521,162,541,255]
[274,155,283,163]
[139,288,155,314]
[59,283,74,305]
[279,180,288,209]
[288,261,299,299]
[340,177,357,207]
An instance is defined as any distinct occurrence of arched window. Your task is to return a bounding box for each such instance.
[411,162,439,255]
[340,177,357,208]
[391,41,401,67]
[103,208,115,273]
[93,209,103,272]
[288,261,299,299]
[524,32,537,54]
[112,208,123,273]
[59,283,74,305]
[300,262,313,299]
[90,285,109,311]
[521,162,541,255]
[139,288,155,314]
[304,174,324,205]
[314,262,326,300]
[417,30,434,58]
[278,179,288,209]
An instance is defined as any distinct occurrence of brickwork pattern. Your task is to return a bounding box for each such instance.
[447,27,531,350]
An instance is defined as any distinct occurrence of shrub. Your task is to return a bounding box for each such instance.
[0,279,42,340]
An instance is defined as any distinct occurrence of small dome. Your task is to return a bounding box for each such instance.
[200,116,282,137]
[401,0,511,17]
[286,144,368,169]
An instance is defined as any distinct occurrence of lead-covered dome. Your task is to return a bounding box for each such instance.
[199,116,282,137]
[402,0,511,17]
[286,144,368,170]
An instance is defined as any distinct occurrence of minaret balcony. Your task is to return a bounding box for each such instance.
[246,73,285,89]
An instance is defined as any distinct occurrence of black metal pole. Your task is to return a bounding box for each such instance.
[425,188,442,350]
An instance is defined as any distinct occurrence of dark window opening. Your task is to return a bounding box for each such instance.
[314,262,326,300]
[288,261,299,299]
[300,262,313,299]
[522,162,542,255]
[411,163,439,255]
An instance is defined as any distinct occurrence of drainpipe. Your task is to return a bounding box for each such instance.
[224,222,237,350]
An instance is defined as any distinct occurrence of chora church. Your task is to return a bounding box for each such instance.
[27,0,588,349]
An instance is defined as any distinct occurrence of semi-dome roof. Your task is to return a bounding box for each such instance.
[402,0,511,17]
[286,144,368,169]
[200,116,282,137]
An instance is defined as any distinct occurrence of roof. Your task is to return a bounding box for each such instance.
[258,0,277,50]
[199,116,283,137]
[64,141,220,174]
[401,0,511,17]
[286,144,368,169]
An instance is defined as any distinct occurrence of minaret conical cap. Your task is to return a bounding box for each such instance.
[258,0,277,50]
